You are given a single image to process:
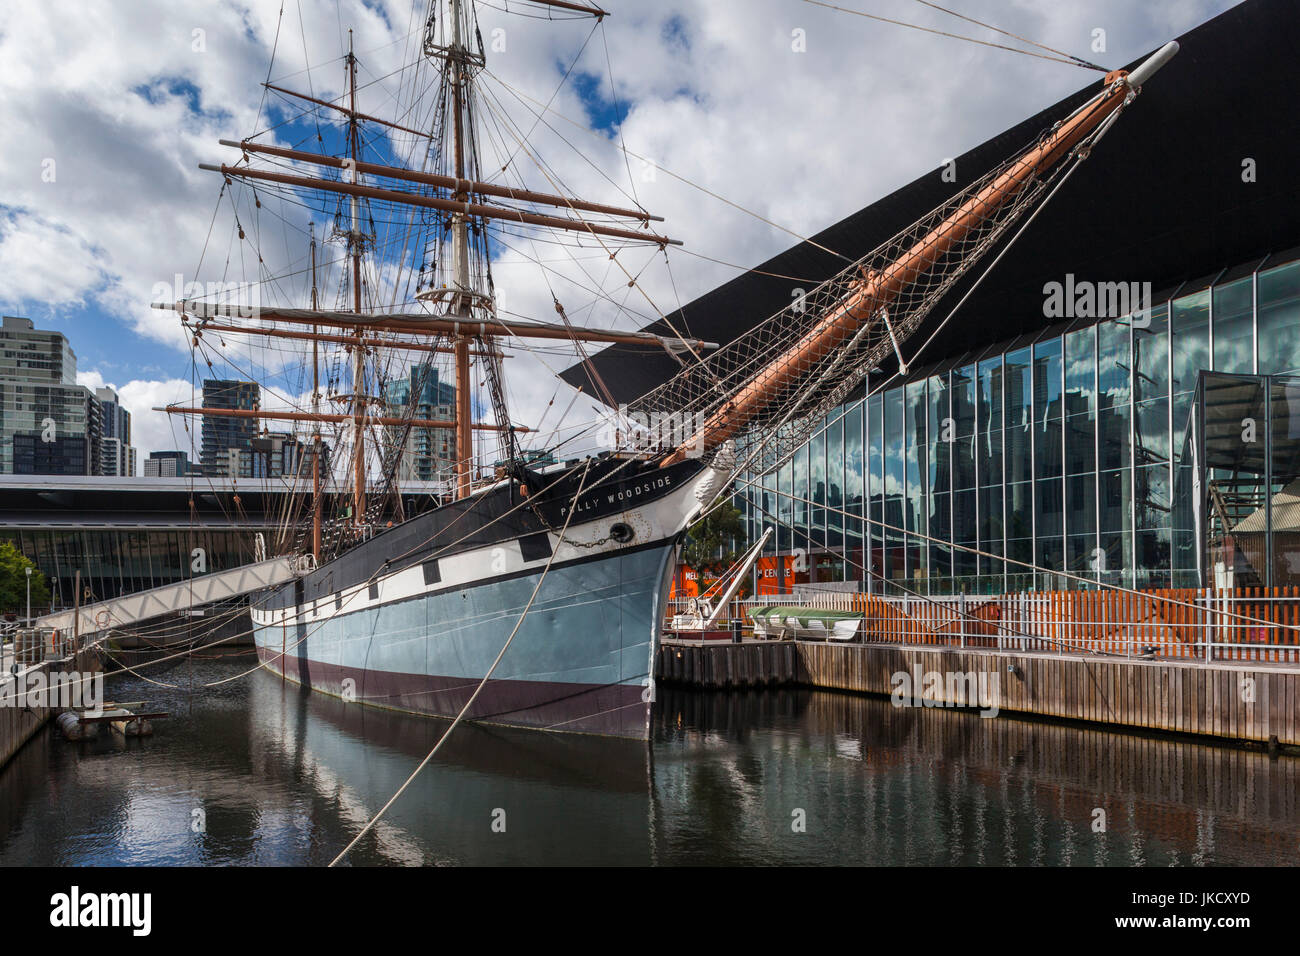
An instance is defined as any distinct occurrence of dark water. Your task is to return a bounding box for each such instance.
[1,656,1297,865]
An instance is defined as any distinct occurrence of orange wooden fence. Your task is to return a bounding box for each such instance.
[711,586,1300,663]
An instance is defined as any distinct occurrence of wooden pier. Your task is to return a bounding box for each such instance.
[657,640,1300,749]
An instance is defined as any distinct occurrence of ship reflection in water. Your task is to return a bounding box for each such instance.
[1,659,1297,865]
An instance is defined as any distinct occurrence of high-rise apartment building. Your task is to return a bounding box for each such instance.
[381,363,457,484]
[200,379,260,476]
[1,315,100,475]
[95,386,136,476]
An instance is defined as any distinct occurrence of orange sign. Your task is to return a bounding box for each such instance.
[755,556,802,595]
[670,565,730,600]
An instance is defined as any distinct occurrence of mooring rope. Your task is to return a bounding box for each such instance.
[327,458,595,867]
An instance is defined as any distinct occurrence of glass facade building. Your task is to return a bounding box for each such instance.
[0,315,102,475]
[738,254,1300,595]
[382,362,458,483]
[201,379,260,476]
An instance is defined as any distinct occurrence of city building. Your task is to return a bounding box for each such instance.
[143,450,196,477]
[227,431,330,480]
[381,362,457,483]
[563,0,1299,597]
[1,315,99,475]
[200,379,260,475]
[95,386,137,476]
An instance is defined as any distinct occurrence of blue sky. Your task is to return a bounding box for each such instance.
[0,0,1235,461]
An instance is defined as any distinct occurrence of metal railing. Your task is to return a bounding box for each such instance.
[3,627,89,670]
[667,587,1300,664]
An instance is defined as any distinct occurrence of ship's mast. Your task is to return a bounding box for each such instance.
[347,31,367,529]
[173,0,685,544]
[449,0,474,499]
[310,222,322,561]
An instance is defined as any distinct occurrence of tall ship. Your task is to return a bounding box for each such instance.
[158,0,1178,738]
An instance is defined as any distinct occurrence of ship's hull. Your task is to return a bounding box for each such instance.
[251,456,717,739]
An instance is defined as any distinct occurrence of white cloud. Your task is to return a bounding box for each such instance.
[3,0,1233,460]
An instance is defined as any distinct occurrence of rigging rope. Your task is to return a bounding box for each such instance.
[802,0,1108,72]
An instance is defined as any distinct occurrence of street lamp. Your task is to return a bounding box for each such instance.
[25,567,32,626]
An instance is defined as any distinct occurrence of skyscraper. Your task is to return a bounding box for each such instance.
[381,363,457,484]
[200,379,260,476]
[0,315,99,475]
[95,386,137,476]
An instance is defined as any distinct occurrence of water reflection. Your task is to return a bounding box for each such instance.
[1,660,1296,865]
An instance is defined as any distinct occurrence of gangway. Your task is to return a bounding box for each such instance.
[34,555,309,636]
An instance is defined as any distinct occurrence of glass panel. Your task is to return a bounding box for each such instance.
[905,381,927,580]
[1271,377,1300,584]
[792,444,808,551]
[1098,401,1130,472]
[952,363,977,491]
[928,374,949,495]
[777,461,791,552]
[1066,471,1097,573]
[1133,396,1170,464]
[1136,529,1172,587]
[953,488,977,580]
[1213,276,1254,375]
[1036,477,1064,536]
[1098,317,1133,473]
[1064,326,1096,418]
[952,363,976,435]
[759,476,769,556]
[1099,468,1133,580]
[884,388,903,499]
[1033,337,1064,418]
[868,393,885,577]
[826,418,843,548]
[1258,260,1300,375]
[1005,347,1032,483]
[904,381,926,534]
[979,481,1004,583]
[1133,302,1169,397]
[952,433,976,491]
[1036,410,1063,481]
[1066,412,1095,476]
[844,402,863,550]
[1135,462,1171,533]
[1005,481,1033,571]
[1098,319,1131,408]
[979,356,1003,431]
[867,394,883,498]
[810,431,826,548]
[1171,289,1210,430]
[883,388,904,582]
[929,491,951,582]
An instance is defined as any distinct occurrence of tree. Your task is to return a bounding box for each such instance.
[681,503,745,573]
[0,542,49,615]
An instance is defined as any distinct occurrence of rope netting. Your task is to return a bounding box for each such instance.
[628,89,1129,478]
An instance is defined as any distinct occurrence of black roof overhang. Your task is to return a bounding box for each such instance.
[560,0,1300,406]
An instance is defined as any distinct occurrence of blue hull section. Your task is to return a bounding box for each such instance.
[254,541,675,738]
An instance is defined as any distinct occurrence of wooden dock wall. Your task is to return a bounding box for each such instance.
[657,641,1300,748]
[1,648,102,769]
